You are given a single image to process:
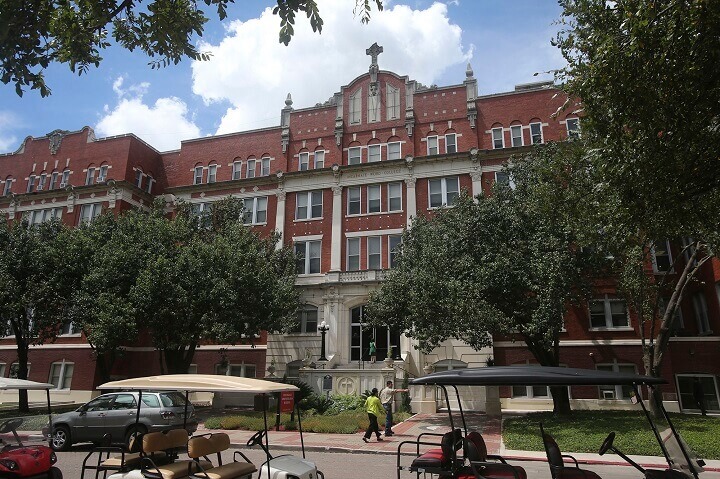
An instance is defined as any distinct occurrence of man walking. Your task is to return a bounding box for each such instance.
[363,388,384,442]
[380,380,409,436]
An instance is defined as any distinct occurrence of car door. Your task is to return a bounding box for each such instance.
[104,393,138,443]
[72,394,113,442]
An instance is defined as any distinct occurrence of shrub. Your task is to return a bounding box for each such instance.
[306,393,333,415]
[327,393,364,414]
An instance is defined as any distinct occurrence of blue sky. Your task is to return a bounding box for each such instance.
[0,0,565,154]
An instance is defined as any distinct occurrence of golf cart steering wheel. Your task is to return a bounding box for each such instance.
[599,432,616,455]
[0,418,23,434]
[246,430,267,447]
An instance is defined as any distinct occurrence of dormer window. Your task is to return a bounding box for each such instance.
[60,170,70,188]
[37,173,47,191]
[85,167,96,185]
[27,175,36,193]
[49,172,58,190]
[98,165,108,183]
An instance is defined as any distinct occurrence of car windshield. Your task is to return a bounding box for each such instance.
[160,392,188,407]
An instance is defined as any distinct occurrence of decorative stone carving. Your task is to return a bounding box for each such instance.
[281,93,293,153]
[47,129,70,155]
[366,43,383,97]
[65,186,76,213]
[464,63,478,129]
[276,189,287,201]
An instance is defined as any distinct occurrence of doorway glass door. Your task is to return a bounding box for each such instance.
[350,305,401,361]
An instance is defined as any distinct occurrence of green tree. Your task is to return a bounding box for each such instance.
[130,197,299,374]
[0,219,78,411]
[366,144,595,414]
[555,0,720,412]
[0,0,383,96]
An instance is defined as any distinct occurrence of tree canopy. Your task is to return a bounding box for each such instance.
[0,0,384,96]
[366,142,596,414]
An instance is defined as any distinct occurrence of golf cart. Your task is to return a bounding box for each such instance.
[81,374,324,479]
[399,366,705,479]
[0,378,61,479]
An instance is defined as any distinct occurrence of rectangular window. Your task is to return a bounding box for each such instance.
[246,159,256,178]
[216,363,256,378]
[85,168,95,185]
[79,203,102,225]
[495,171,516,189]
[49,172,58,190]
[566,118,580,139]
[349,89,362,124]
[299,152,309,171]
[589,296,629,329]
[389,235,402,268]
[9,362,30,379]
[597,364,636,399]
[294,307,319,333]
[295,191,323,220]
[510,125,523,147]
[37,173,46,191]
[676,375,720,413]
[261,157,271,176]
[194,166,204,185]
[27,175,35,193]
[368,92,380,122]
[146,176,154,194]
[492,128,504,149]
[386,85,400,120]
[530,122,543,144]
[28,208,62,226]
[387,182,402,212]
[368,236,381,269]
[243,197,268,225]
[693,292,711,334]
[208,165,217,183]
[98,165,108,183]
[347,238,360,271]
[49,361,74,390]
[428,176,460,208]
[60,170,70,187]
[347,187,361,215]
[651,240,673,273]
[232,161,242,180]
[367,185,381,213]
[135,170,143,189]
[3,179,11,196]
[348,147,361,165]
[445,133,457,154]
[427,136,439,155]
[368,145,381,163]
[295,240,321,274]
[314,150,325,169]
[387,142,401,161]
[60,321,80,335]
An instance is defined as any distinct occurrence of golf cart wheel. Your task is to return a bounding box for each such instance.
[48,466,63,479]
[51,426,71,452]
[125,425,146,451]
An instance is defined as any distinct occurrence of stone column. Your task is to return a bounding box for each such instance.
[405,177,417,226]
[330,185,343,271]
[322,288,343,363]
[275,190,286,250]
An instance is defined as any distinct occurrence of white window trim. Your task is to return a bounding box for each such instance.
[293,306,320,334]
[367,236,382,270]
[491,127,504,149]
[299,152,310,171]
[261,157,271,177]
[530,122,544,144]
[445,133,457,154]
[49,359,74,390]
[596,361,637,400]
[208,164,218,183]
[368,144,382,163]
[347,237,361,272]
[387,142,402,161]
[215,363,256,378]
[242,196,268,225]
[651,240,674,273]
[232,161,242,180]
[349,88,362,125]
[428,176,460,209]
[510,125,524,147]
[588,295,632,330]
[367,185,381,214]
[294,239,322,275]
[388,235,402,269]
[295,191,323,221]
[566,117,581,138]
[193,166,204,185]
[387,182,403,212]
[313,150,325,169]
[427,135,439,156]
[348,147,362,165]
[675,374,720,412]
[347,186,362,216]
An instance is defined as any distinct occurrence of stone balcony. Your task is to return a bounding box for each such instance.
[295,269,388,286]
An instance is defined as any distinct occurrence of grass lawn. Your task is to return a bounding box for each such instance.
[204,410,412,434]
[504,411,720,460]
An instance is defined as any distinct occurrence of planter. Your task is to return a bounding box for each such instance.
[384,358,394,368]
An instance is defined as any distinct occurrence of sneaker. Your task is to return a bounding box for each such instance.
[385,432,394,437]
[377,437,384,441]
[362,437,369,443]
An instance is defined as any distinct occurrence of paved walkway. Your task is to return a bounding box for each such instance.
[200,412,720,472]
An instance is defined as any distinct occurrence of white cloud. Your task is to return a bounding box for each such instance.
[0,111,18,154]
[191,0,472,135]
[95,76,200,152]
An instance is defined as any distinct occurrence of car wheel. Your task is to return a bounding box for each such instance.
[125,425,147,451]
[51,426,71,452]
[48,466,63,479]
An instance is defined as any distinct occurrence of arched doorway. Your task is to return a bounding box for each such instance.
[350,305,401,362]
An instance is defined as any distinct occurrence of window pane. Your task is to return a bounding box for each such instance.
[311,191,323,218]
[368,145,381,163]
[295,243,306,274]
[348,238,360,271]
[512,385,527,397]
[427,136,438,155]
[308,241,321,274]
[492,128,503,148]
[589,301,607,328]
[388,183,402,211]
[305,309,318,333]
[446,134,457,153]
[388,142,401,160]
[348,187,361,215]
[299,153,309,171]
[314,151,325,168]
[296,193,308,219]
[429,179,442,208]
[368,236,381,269]
[446,177,460,204]
[256,197,267,223]
[368,185,381,213]
[389,235,402,268]
[349,147,361,165]
[531,123,543,144]
[511,125,523,147]
[610,301,628,327]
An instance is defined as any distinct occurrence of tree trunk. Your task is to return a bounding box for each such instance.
[16,340,29,412]
[550,386,571,415]
[163,344,197,374]
[526,337,571,415]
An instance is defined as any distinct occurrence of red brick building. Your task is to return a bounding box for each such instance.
[0,44,717,413]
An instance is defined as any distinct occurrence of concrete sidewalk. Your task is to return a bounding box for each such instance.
[201,412,720,472]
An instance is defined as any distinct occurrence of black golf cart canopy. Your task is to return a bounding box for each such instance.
[411,366,667,387]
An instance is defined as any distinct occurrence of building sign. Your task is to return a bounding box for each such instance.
[322,374,333,391]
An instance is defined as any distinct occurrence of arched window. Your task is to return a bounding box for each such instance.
[349,88,362,124]
[3,176,12,196]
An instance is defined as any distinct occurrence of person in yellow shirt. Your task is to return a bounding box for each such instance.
[362,388,384,443]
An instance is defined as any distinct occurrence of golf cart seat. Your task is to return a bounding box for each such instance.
[541,424,602,479]
[188,433,257,479]
[82,431,174,479]
[463,431,528,479]
[141,429,213,479]
[409,428,463,472]
[644,469,694,479]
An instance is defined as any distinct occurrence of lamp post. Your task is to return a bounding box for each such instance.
[318,320,330,361]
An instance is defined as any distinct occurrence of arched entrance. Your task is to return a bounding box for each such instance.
[350,305,401,362]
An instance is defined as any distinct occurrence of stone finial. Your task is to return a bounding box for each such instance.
[366,42,383,68]
[466,63,474,78]
[285,93,293,107]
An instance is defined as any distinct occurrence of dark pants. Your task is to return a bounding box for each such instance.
[384,402,393,433]
[364,413,381,439]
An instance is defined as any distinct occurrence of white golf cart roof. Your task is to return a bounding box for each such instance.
[0,378,54,390]
[98,374,300,393]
